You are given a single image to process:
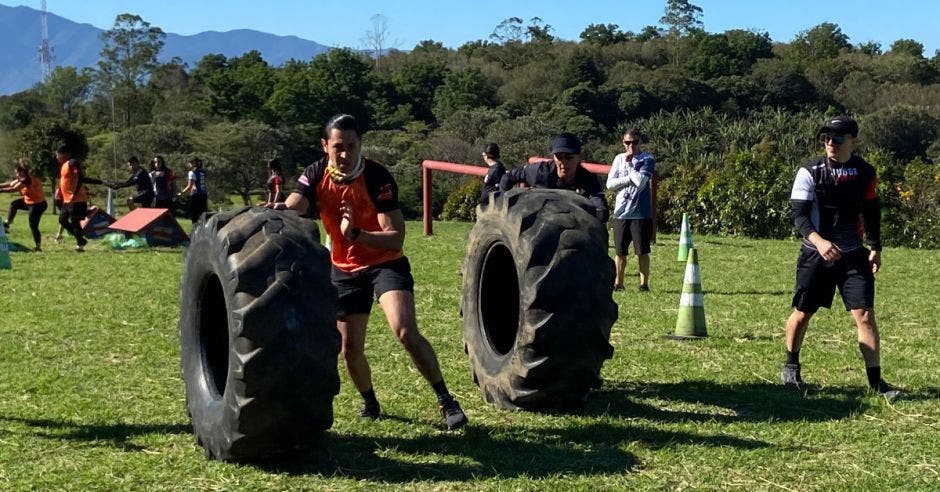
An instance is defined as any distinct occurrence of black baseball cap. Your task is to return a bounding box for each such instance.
[550,133,582,154]
[817,116,859,137]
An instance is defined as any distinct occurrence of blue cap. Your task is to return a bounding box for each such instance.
[550,133,582,154]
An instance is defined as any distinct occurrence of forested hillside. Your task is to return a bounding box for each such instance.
[1,2,938,246]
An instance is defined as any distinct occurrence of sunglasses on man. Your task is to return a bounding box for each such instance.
[822,134,849,145]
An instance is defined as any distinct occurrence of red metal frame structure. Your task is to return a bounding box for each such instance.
[421,158,657,237]
[422,160,488,235]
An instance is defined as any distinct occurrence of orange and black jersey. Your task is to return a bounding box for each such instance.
[295,157,402,272]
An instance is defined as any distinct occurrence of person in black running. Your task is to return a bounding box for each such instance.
[109,156,154,209]
[276,114,468,430]
[499,132,608,222]
[781,115,901,400]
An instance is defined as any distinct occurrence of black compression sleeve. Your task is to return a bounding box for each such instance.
[861,198,882,251]
[791,199,815,239]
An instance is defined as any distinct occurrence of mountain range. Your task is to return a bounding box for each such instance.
[0,3,333,95]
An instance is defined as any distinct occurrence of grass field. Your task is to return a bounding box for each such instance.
[1,215,939,490]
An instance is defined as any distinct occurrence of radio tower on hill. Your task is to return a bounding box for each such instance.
[38,0,55,79]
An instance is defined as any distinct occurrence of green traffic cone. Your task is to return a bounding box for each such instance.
[670,248,707,339]
[677,213,693,262]
[0,224,12,269]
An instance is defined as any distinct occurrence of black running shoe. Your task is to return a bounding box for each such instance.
[871,379,903,402]
[358,401,381,419]
[780,363,802,387]
[439,398,468,430]
[638,284,650,292]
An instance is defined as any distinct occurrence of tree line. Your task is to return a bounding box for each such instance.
[0,1,938,247]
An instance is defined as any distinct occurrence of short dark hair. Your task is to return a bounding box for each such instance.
[56,144,71,155]
[324,114,360,138]
[267,158,283,173]
[127,156,140,165]
[484,143,501,159]
[14,164,29,175]
[188,156,203,167]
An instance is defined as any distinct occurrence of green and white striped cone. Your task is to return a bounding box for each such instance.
[0,223,12,269]
[670,248,707,339]
[677,212,693,262]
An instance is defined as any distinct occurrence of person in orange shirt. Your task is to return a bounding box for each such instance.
[56,145,103,252]
[277,114,468,430]
[1,160,48,251]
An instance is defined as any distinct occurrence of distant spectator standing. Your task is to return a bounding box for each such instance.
[261,158,286,207]
[499,132,608,222]
[479,143,505,204]
[781,115,902,400]
[109,156,154,209]
[1,161,48,251]
[150,155,175,209]
[56,145,104,252]
[180,157,208,222]
[607,129,656,292]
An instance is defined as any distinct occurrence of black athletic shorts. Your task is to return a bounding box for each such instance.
[792,245,875,313]
[332,256,414,318]
[612,218,653,256]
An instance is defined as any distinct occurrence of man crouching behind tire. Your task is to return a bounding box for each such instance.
[276,114,468,430]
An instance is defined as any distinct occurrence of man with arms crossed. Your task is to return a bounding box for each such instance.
[607,128,655,292]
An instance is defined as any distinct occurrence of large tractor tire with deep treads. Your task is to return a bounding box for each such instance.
[179,207,340,462]
[461,188,618,410]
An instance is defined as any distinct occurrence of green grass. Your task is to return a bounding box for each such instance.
[1,215,939,490]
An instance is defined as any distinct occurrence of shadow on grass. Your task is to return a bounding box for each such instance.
[257,417,769,480]
[655,288,789,296]
[0,415,190,452]
[587,379,870,423]
[698,238,756,248]
[704,289,789,296]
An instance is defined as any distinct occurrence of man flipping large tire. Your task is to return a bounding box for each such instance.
[179,207,340,461]
[462,188,618,410]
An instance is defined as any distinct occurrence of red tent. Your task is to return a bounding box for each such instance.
[110,208,189,246]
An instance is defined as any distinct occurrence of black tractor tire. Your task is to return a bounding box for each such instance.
[179,207,340,462]
[462,188,618,410]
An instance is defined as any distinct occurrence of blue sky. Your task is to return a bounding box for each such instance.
[11,0,940,55]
